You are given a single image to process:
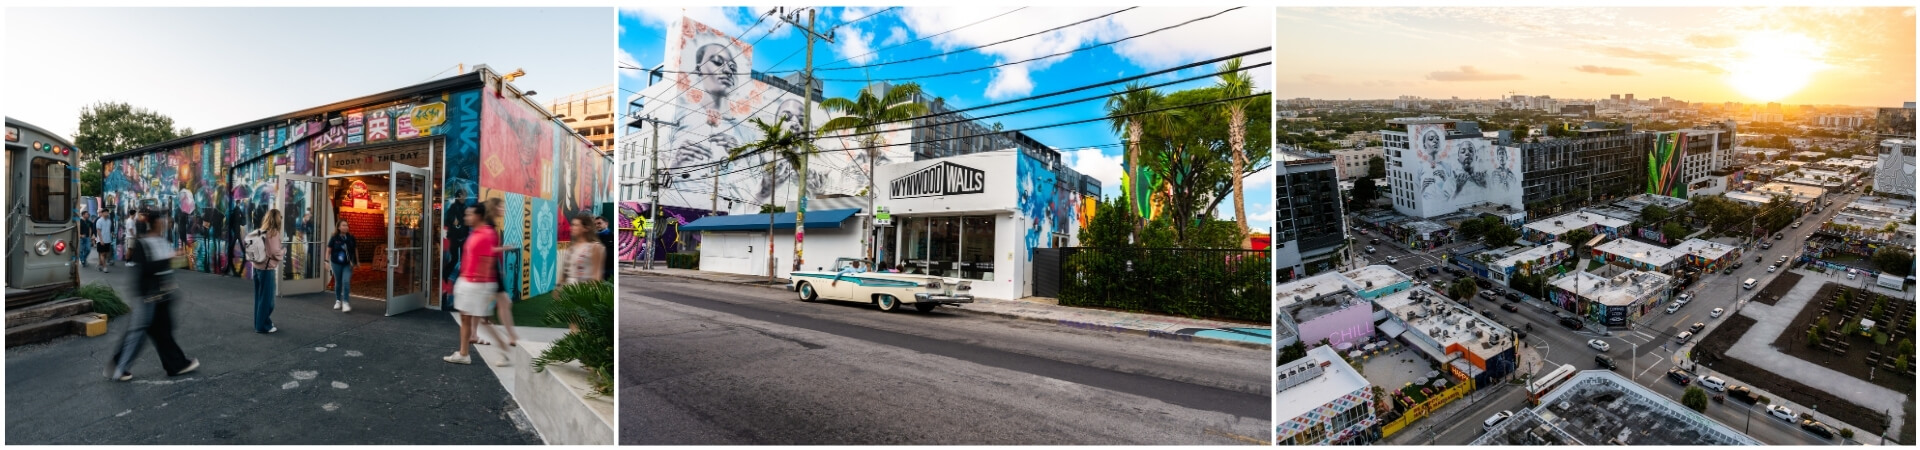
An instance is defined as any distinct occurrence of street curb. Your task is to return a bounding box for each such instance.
[941,305,1273,351]
[627,269,1271,351]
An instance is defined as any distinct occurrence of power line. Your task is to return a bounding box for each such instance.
[805,7,1242,83]
[804,7,1133,73]
[675,91,1272,182]
[660,46,1266,173]
[832,6,898,30]
[818,7,1026,69]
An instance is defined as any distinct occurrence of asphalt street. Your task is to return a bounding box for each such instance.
[617,274,1270,445]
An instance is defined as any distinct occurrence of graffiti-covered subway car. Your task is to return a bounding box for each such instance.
[99,67,609,316]
[5,117,82,307]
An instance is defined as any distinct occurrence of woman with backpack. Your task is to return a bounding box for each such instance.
[249,209,285,334]
[326,219,360,313]
[107,208,199,381]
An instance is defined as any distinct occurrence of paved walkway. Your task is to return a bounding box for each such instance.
[625,267,1270,349]
[1721,267,1905,443]
[5,268,541,445]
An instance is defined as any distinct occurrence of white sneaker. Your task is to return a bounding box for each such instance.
[126,262,136,267]
[492,351,512,367]
[340,303,351,313]
[332,301,341,310]
[443,353,471,365]
[171,359,200,376]
[268,326,278,333]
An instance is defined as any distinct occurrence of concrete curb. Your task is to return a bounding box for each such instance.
[626,269,1271,351]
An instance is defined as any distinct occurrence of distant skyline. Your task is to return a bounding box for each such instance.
[1276,7,1916,107]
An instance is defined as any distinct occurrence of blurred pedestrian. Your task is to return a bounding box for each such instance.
[106,208,199,381]
[326,219,360,313]
[595,216,614,280]
[447,201,509,365]
[77,212,95,267]
[122,211,136,267]
[562,213,606,286]
[95,212,116,272]
[246,209,284,333]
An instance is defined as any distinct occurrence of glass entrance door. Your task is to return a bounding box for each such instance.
[278,174,326,295]
[385,162,431,315]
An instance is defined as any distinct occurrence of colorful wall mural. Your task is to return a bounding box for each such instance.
[104,79,607,310]
[1399,123,1522,217]
[616,202,724,262]
[1015,152,1080,261]
[1647,132,1688,197]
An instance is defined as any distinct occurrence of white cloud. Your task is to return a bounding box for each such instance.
[1244,164,1274,192]
[1061,148,1125,199]
[619,6,748,38]
[832,27,879,65]
[984,65,1036,100]
[617,49,645,79]
[898,7,1120,99]
[881,26,911,46]
[1109,8,1274,90]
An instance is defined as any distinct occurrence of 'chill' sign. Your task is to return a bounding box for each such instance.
[891,161,986,198]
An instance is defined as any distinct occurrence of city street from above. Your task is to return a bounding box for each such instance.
[1272,6,1917,446]
[614,6,1274,445]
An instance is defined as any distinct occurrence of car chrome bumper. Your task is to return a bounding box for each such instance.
[913,293,974,304]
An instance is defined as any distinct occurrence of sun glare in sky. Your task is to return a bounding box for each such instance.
[1724,30,1827,102]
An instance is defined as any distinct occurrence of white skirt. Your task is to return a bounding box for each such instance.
[453,279,497,315]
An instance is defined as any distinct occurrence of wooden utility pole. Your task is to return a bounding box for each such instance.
[632,116,679,270]
[779,7,833,273]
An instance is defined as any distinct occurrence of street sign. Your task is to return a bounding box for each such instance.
[874,206,892,226]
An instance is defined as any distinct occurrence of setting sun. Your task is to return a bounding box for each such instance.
[1724,30,1826,102]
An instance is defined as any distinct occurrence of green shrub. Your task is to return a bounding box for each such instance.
[665,252,700,270]
[1840,428,1854,439]
[1681,386,1709,412]
[64,282,128,317]
[533,280,614,397]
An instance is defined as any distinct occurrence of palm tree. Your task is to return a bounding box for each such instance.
[1105,82,1164,238]
[728,117,813,281]
[1212,57,1255,246]
[820,82,928,261]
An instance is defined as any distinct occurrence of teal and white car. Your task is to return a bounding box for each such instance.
[788,258,974,312]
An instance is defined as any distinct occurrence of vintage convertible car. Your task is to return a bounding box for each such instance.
[788,259,974,312]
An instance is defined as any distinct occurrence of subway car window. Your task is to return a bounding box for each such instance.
[30,157,70,223]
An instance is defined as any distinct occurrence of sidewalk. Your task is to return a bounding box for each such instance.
[625,267,1271,349]
[5,268,541,445]
[1712,267,1902,445]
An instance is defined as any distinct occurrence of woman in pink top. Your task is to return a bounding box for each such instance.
[446,201,510,365]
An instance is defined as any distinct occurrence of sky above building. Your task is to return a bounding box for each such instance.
[1276,7,1916,107]
[5,7,612,144]
[618,7,1276,228]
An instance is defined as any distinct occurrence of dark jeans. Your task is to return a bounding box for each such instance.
[112,297,190,376]
[253,269,276,332]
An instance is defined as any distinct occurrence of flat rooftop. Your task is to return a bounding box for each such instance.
[1671,238,1736,260]
[1548,265,1671,307]
[1612,194,1690,213]
[1275,271,1360,307]
[1376,287,1513,360]
[1755,182,1827,200]
[1592,239,1686,268]
[1386,116,1459,125]
[1274,346,1372,425]
[1526,212,1631,236]
[1494,242,1570,268]
[1342,265,1411,292]
[1475,371,1762,445]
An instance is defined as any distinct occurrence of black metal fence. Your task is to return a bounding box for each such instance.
[1047,247,1270,322]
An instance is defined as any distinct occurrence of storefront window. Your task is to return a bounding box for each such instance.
[903,216,929,274]
[930,217,960,277]
[961,216,995,281]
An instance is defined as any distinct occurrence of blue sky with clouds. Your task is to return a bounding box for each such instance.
[617,6,1275,230]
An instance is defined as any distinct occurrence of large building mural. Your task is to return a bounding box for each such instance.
[616,202,723,262]
[104,71,608,308]
[645,18,914,215]
[1647,132,1688,198]
[1400,123,1522,217]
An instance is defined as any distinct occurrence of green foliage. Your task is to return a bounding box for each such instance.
[1840,428,1855,439]
[1080,195,1138,248]
[1059,214,1268,321]
[1874,248,1913,275]
[533,280,614,397]
[62,282,128,317]
[1808,329,1822,347]
[1367,156,1387,179]
[1661,222,1688,242]
[1562,228,1597,252]
[1448,278,1479,302]
[1641,205,1671,223]
[666,252,699,270]
[72,101,188,166]
[1483,222,1521,248]
[1279,340,1308,363]
[1875,329,1890,347]
[1681,386,1710,412]
[1897,338,1914,356]
[1898,354,1910,371]
[1351,177,1379,208]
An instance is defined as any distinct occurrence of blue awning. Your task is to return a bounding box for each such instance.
[681,208,860,232]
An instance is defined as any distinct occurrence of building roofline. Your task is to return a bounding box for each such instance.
[103,70,490,162]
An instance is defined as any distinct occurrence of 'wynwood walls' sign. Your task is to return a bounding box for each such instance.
[890,161,986,199]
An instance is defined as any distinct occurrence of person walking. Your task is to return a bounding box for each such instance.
[95,211,116,272]
[77,212,94,268]
[107,208,199,381]
[246,209,285,333]
[447,202,509,365]
[326,219,360,313]
[478,199,519,355]
[122,212,137,267]
[595,215,614,281]
[561,213,607,286]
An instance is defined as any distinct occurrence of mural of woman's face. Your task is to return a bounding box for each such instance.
[1458,143,1477,173]
[694,43,737,96]
[776,100,805,135]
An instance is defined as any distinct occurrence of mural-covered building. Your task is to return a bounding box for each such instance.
[1513,123,1650,216]
[1380,117,1524,219]
[100,67,609,315]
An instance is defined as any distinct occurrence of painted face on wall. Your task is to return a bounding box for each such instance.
[694,43,737,99]
[1496,146,1509,170]
[775,99,805,136]
[1458,141,1477,174]
[1421,129,1443,165]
